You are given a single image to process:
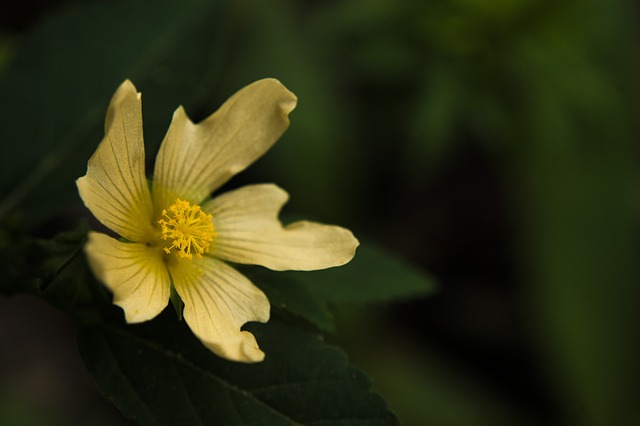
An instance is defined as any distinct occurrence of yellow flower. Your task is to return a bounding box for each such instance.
[77,79,358,363]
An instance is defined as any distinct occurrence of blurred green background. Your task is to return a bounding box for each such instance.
[1,0,639,425]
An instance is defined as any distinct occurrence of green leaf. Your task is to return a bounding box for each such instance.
[241,243,436,332]
[0,222,86,296]
[243,267,335,332]
[0,0,229,226]
[0,223,111,316]
[290,243,438,304]
[32,223,88,291]
[78,312,399,425]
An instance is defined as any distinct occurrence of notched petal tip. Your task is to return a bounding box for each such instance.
[104,80,142,132]
[118,79,139,96]
[203,331,266,363]
[239,331,266,362]
[111,79,141,104]
[277,89,297,117]
[248,78,298,116]
[331,227,360,267]
[279,96,297,119]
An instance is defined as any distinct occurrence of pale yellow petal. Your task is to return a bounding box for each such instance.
[85,232,170,323]
[169,256,270,363]
[152,79,297,213]
[77,80,154,242]
[204,184,359,271]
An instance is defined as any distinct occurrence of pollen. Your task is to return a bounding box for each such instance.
[158,199,215,259]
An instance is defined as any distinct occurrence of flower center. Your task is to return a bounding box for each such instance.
[158,199,215,259]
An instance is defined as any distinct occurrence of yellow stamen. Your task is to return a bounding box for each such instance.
[158,199,215,259]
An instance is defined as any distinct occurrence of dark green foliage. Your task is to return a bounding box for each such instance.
[79,314,399,426]
[292,243,437,305]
